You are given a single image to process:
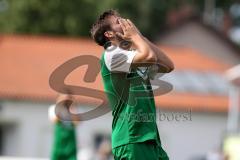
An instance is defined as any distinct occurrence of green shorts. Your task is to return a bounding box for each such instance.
[112,140,169,160]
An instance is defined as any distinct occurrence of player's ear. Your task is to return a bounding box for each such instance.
[104,31,114,38]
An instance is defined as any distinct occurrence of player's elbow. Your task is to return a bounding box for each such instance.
[168,61,175,72]
[157,60,174,73]
[165,62,175,73]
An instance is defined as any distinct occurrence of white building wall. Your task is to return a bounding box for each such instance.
[157,109,227,160]
[0,100,228,160]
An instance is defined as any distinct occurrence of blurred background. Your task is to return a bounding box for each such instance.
[0,0,240,160]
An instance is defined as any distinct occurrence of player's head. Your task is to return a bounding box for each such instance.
[90,9,123,48]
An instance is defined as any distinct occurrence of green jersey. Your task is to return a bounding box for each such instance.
[51,121,77,160]
[100,48,162,149]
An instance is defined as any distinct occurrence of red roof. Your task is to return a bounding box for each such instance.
[0,34,231,112]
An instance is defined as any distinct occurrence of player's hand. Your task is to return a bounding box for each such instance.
[116,18,141,41]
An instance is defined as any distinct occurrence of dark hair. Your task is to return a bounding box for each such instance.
[90,9,120,47]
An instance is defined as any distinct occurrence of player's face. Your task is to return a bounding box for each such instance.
[107,15,133,49]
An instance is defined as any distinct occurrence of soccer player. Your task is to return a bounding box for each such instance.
[90,9,174,160]
[49,92,78,160]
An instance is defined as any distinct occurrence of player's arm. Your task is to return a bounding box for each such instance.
[117,19,174,73]
[116,19,157,67]
[143,37,174,73]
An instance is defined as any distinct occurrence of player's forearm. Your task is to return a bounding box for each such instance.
[143,37,174,73]
[131,34,156,62]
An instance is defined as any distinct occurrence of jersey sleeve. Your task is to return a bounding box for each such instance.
[104,47,137,73]
[48,104,58,122]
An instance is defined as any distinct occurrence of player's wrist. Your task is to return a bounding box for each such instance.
[131,33,143,43]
